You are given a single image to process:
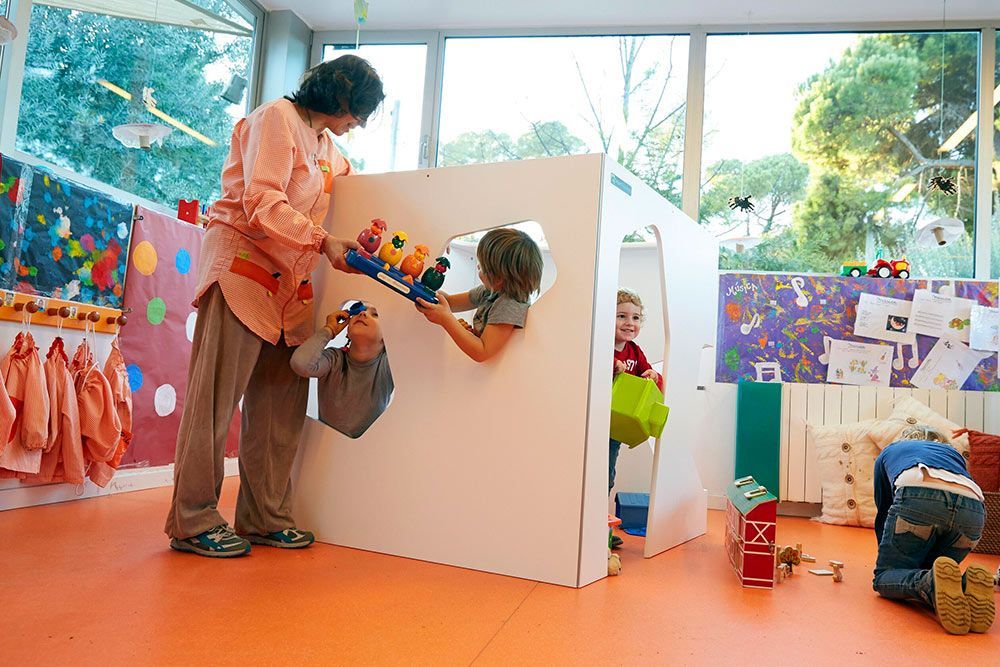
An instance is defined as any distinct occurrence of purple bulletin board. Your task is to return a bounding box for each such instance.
[715,273,999,391]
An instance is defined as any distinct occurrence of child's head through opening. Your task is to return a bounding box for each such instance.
[331,301,385,362]
[896,423,947,445]
[616,288,645,351]
[476,228,543,303]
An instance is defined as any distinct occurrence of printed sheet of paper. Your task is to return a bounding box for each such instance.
[910,337,990,391]
[909,289,974,342]
[853,293,916,344]
[969,304,1000,352]
[825,339,894,387]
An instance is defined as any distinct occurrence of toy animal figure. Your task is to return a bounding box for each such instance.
[420,256,451,291]
[400,244,430,284]
[357,218,387,253]
[776,545,802,574]
[378,231,408,269]
[728,195,754,213]
[608,550,622,576]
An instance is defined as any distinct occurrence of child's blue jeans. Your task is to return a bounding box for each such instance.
[609,439,621,494]
[872,486,985,609]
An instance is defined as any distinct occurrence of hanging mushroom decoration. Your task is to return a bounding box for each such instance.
[915,216,966,247]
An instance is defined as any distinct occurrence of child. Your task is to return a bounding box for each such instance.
[290,302,394,438]
[415,228,543,362]
[872,424,994,635]
[610,289,662,548]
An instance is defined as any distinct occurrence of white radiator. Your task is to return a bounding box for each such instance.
[780,384,1000,503]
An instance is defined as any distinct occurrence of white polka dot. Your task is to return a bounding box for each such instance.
[185,312,197,342]
[154,384,177,416]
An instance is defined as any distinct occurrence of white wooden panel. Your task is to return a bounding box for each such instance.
[804,384,826,504]
[928,390,949,418]
[779,383,791,500]
[875,387,897,418]
[840,385,860,424]
[858,386,878,421]
[964,392,985,432]
[786,385,808,502]
[946,391,966,426]
[909,387,930,408]
[985,393,1000,434]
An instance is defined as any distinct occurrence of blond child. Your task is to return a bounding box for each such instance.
[290,302,394,439]
[416,228,543,362]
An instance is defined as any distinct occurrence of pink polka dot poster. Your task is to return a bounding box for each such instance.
[118,207,240,467]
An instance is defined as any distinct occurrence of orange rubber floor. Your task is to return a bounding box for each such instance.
[2,478,997,666]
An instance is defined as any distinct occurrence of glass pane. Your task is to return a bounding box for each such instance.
[16,2,256,206]
[322,43,427,173]
[702,32,979,278]
[438,36,689,214]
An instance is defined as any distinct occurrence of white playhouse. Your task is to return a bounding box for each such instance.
[292,154,718,587]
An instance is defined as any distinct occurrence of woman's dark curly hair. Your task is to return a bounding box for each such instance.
[285,55,384,125]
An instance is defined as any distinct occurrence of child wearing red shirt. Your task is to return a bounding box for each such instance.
[610,289,662,547]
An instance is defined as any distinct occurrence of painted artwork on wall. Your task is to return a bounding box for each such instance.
[716,273,999,392]
[11,166,133,308]
[0,153,27,288]
[118,206,239,467]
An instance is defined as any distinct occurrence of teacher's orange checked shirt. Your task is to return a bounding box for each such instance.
[195,98,353,346]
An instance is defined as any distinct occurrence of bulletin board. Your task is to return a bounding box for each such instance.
[118,206,240,467]
[0,153,26,288]
[715,272,999,391]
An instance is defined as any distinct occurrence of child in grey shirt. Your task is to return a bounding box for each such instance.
[290,302,394,438]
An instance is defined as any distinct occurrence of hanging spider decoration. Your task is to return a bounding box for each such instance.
[928,176,957,196]
[728,195,754,213]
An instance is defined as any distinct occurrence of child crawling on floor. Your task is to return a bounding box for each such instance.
[290,302,394,438]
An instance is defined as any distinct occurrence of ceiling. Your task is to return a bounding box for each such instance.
[257,1,1000,32]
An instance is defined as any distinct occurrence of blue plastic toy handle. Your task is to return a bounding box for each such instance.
[345,250,440,304]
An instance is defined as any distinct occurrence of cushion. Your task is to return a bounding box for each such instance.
[808,420,880,528]
[956,428,1000,492]
[867,396,970,458]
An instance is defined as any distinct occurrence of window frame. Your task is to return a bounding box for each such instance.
[0,0,266,214]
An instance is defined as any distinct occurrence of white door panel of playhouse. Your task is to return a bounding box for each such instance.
[294,156,605,587]
[292,155,717,587]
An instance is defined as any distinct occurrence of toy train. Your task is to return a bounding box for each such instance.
[347,220,451,304]
[840,258,910,279]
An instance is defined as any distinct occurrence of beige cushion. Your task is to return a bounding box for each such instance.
[868,396,970,458]
[808,420,880,528]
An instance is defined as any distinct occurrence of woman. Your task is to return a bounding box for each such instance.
[164,55,384,557]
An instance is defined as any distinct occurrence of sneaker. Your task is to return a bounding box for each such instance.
[964,565,996,634]
[932,557,970,635]
[170,525,251,558]
[243,528,315,549]
[611,535,624,549]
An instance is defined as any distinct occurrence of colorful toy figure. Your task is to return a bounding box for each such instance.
[357,218,387,253]
[378,231,408,269]
[400,244,430,284]
[420,256,451,291]
[867,258,910,279]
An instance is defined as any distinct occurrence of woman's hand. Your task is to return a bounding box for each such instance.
[323,236,361,273]
[415,293,453,326]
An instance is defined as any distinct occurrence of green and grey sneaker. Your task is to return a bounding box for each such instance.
[169,525,251,558]
[610,535,624,549]
[243,528,315,549]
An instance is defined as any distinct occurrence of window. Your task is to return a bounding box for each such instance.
[16,0,258,206]
[993,30,1000,279]
[702,32,980,278]
[321,43,427,173]
[438,35,689,214]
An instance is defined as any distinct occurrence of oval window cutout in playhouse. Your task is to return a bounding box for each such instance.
[441,221,558,322]
[295,299,394,439]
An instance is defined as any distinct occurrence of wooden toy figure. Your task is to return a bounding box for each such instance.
[357,218,387,253]
[400,244,430,284]
[378,231,408,269]
[829,560,844,583]
[777,545,802,575]
[420,256,451,291]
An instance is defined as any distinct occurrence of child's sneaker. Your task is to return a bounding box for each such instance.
[610,535,624,549]
[932,556,970,634]
[963,565,996,633]
[169,525,251,558]
[243,528,315,549]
